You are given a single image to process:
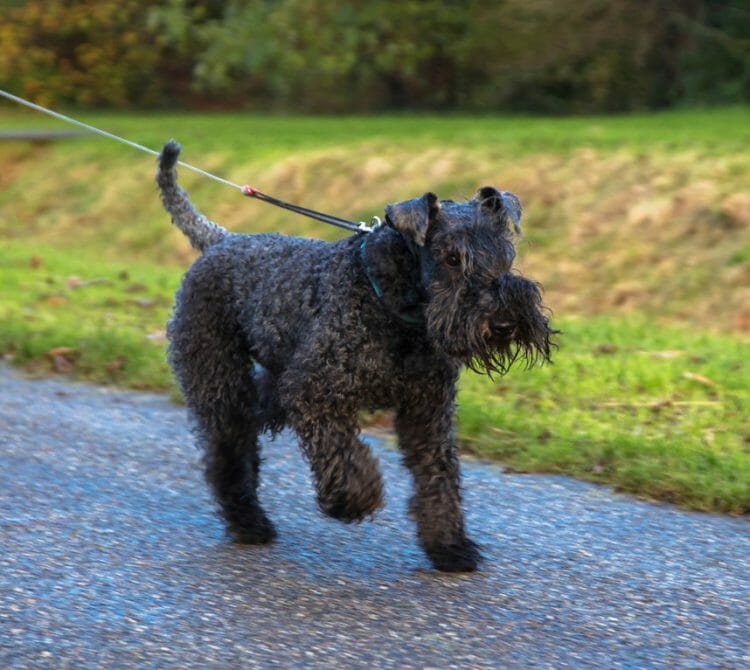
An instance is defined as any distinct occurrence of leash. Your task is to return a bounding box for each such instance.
[0,88,373,233]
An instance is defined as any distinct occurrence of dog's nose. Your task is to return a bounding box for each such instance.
[491,317,515,338]
[482,318,515,341]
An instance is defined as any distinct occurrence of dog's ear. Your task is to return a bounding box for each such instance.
[476,186,522,235]
[384,192,439,246]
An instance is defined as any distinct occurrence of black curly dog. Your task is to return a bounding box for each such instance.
[157,140,553,572]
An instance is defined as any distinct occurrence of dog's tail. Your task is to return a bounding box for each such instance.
[156,140,228,253]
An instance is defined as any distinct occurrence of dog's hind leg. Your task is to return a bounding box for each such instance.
[168,260,275,544]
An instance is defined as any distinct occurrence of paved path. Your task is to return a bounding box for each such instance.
[1,365,748,668]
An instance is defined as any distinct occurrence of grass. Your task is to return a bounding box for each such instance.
[1,105,749,514]
[458,318,749,514]
[2,106,749,156]
[0,244,175,391]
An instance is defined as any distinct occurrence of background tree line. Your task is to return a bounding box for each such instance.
[1,0,748,113]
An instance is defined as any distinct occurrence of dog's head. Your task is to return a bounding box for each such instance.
[384,187,555,374]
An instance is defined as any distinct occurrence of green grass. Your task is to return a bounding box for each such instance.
[2,106,749,157]
[0,244,175,391]
[1,106,749,514]
[458,318,749,514]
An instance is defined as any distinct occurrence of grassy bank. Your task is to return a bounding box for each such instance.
[1,107,748,513]
[2,107,748,328]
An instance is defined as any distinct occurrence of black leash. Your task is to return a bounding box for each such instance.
[241,185,373,233]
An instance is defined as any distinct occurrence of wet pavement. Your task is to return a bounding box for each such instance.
[1,364,748,668]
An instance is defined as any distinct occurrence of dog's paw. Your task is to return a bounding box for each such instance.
[316,462,385,523]
[230,523,277,545]
[425,537,482,573]
[317,484,384,524]
[227,513,277,545]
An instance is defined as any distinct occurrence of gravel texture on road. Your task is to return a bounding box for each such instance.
[1,365,748,669]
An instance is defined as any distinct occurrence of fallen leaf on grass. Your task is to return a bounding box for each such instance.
[106,356,127,374]
[503,466,531,475]
[146,330,167,342]
[734,312,750,331]
[682,371,718,388]
[46,347,79,373]
[67,277,113,289]
[647,350,685,359]
[595,399,721,409]
[29,255,43,269]
[52,356,74,374]
[490,427,520,438]
[46,346,77,359]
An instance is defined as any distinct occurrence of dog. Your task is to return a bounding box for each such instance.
[157,140,553,572]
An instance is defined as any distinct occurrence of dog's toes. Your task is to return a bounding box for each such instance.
[425,537,482,573]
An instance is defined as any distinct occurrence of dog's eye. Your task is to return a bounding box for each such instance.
[445,253,461,267]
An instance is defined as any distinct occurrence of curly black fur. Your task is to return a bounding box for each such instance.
[157,141,555,572]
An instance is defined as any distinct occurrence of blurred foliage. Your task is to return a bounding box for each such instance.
[0,0,180,107]
[1,0,748,112]
[680,0,750,104]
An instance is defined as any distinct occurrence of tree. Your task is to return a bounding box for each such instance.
[1,0,746,111]
[0,0,178,107]
[680,0,750,104]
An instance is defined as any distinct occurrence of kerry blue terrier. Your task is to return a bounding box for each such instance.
[157,140,553,572]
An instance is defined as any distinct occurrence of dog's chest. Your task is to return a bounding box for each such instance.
[343,334,436,410]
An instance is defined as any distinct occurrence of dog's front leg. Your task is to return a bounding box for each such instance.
[396,393,481,572]
[289,409,385,523]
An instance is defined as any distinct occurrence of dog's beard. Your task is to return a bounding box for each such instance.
[480,274,555,375]
[467,316,554,376]
[426,275,556,376]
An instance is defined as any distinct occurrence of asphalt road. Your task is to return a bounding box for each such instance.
[1,364,748,669]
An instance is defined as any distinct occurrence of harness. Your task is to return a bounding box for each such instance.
[358,234,426,328]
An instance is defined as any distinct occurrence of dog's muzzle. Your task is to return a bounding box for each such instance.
[471,274,555,374]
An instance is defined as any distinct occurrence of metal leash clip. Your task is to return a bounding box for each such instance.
[358,215,383,233]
